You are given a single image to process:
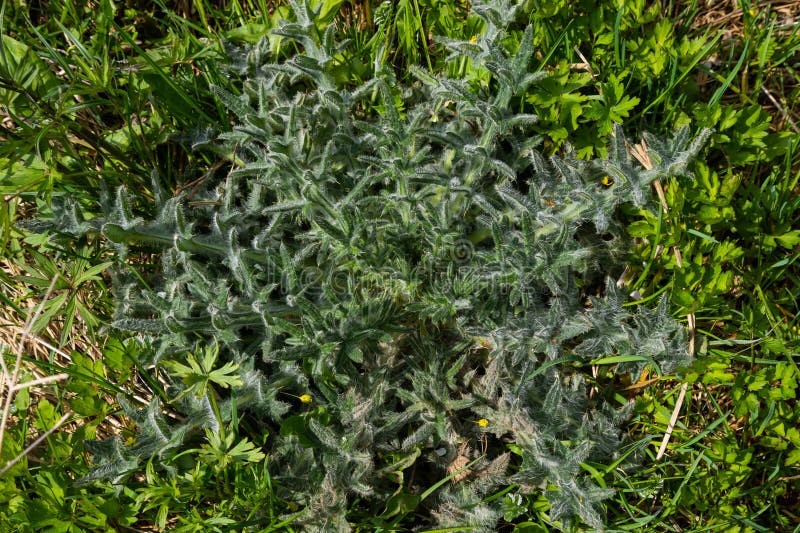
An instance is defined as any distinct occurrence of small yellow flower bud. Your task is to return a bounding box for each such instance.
[476,418,489,427]
[299,394,313,404]
[475,337,494,350]
[601,176,613,187]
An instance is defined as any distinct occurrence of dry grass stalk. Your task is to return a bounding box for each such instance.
[1,249,144,449]
[625,136,696,460]
[642,139,693,460]
[0,412,71,476]
[0,274,75,473]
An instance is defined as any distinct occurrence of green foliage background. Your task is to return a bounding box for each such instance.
[0,0,798,531]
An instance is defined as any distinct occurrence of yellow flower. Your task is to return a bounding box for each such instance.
[470,35,478,43]
[280,390,313,404]
[601,176,614,187]
[476,418,489,427]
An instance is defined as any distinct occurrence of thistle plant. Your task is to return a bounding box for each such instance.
[31,1,710,530]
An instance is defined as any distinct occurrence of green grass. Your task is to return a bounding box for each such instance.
[1,0,799,531]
